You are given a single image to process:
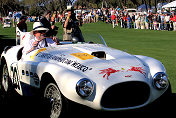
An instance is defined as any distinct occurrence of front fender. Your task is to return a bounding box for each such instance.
[135,55,166,77]
[37,62,100,109]
[36,62,88,99]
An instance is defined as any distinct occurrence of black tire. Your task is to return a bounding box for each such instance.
[1,62,11,93]
[41,81,69,118]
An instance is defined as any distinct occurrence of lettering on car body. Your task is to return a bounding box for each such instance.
[36,53,92,72]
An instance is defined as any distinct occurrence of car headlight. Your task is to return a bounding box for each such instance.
[76,78,94,97]
[153,72,169,90]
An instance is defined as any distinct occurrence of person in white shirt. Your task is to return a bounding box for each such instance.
[23,22,57,55]
[164,13,170,31]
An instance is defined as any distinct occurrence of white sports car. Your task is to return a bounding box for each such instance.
[2,17,11,28]
[0,33,170,118]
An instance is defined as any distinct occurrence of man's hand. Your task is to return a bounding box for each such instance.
[33,40,40,47]
[53,36,59,45]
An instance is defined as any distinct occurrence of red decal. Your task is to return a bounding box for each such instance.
[128,66,146,76]
[22,35,25,40]
[125,75,132,77]
[99,68,120,80]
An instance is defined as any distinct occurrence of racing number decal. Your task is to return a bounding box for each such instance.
[11,67,21,90]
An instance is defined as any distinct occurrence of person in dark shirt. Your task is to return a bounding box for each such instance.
[17,16,27,32]
[40,10,59,44]
[63,6,84,42]
[147,12,153,29]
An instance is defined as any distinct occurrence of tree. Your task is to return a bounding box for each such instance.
[0,0,20,16]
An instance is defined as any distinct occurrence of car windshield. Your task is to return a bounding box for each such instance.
[83,33,107,46]
[60,33,107,46]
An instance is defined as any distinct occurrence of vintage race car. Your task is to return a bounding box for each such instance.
[0,34,170,118]
[2,17,11,28]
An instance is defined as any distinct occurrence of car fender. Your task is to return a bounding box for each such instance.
[135,55,166,77]
[36,62,101,109]
[36,62,87,99]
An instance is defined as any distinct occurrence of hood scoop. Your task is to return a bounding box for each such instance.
[91,51,106,59]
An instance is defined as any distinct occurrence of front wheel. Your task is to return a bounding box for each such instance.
[1,63,10,92]
[42,82,66,118]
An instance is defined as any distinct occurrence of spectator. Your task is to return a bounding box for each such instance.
[164,13,170,31]
[144,14,149,29]
[63,6,84,41]
[40,10,59,44]
[127,14,132,28]
[171,13,176,31]
[147,12,153,30]
[122,14,127,28]
[111,12,116,28]
[17,16,27,32]
[132,14,136,29]
[135,13,140,29]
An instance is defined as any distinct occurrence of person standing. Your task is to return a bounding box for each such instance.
[63,6,84,42]
[111,12,116,28]
[164,13,170,31]
[127,14,132,29]
[17,16,27,32]
[144,14,149,29]
[172,13,176,31]
[132,14,135,29]
[40,10,59,44]
[135,13,140,29]
[147,12,153,30]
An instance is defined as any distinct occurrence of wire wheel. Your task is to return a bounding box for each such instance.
[1,63,9,92]
[44,83,62,118]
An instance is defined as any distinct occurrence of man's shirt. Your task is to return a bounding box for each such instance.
[23,36,57,55]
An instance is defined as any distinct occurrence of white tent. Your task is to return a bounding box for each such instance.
[162,1,176,8]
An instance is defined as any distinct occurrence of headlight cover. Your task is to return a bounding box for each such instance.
[76,78,94,97]
[153,72,169,90]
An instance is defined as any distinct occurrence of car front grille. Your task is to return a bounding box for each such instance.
[101,81,150,109]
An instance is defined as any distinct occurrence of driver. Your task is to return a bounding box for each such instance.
[23,22,57,55]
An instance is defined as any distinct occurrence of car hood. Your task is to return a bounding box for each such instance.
[24,44,150,85]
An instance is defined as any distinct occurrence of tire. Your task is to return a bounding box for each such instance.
[41,82,68,118]
[1,62,10,93]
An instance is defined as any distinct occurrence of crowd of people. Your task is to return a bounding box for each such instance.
[109,8,176,31]
[3,6,176,33]
[1,5,176,55]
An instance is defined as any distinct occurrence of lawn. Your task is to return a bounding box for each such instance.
[0,21,176,93]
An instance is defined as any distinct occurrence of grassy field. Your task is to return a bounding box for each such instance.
[0,21,176,93]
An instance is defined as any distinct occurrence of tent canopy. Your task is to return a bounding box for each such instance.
[162,1,176,8]
[137,4,149,11]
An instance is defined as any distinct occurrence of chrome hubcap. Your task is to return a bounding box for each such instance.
[2,64,9,92]
[44,83,62,118]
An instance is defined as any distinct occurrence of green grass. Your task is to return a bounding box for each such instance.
[1,21,176,93]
